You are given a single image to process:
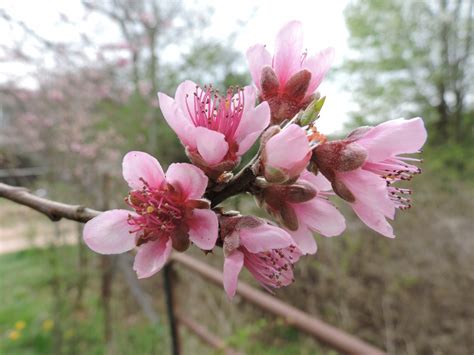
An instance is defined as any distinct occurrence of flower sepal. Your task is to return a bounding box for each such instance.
[186,147,240,181]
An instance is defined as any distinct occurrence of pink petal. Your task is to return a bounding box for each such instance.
[223,250,244,299]
[265,124,310,170]
[289,225,317,255]
[158,92,197,148]
[246,45,272,91]
[174,80,199,113]
[303,47,335,95]
[194,127,229,165]
[292,197,346,237]
[351,200,395,238]
[338,169,395,219]
[356,117,427,162]
[166,163,208,199]
[83,209,136,254]
[122,151,165,190]
[188,209,218,250]
[240,224,293,253]
[274,21,304,85]
[298,170,332,192]
[235,101,271,155]
[133,237,173,279]
[240,85,257,114]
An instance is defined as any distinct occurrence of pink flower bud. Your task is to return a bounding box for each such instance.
[262,124,311,183]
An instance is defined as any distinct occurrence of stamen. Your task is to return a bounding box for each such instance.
[184,85,245,143]
[126,180,186,246]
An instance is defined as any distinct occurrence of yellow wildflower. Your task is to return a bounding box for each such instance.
[8,330,21,341]
[42,319,54,332]
[64,329,75,339]
[15,321,26,330]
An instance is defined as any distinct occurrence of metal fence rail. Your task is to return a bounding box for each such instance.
[171,253,385,355]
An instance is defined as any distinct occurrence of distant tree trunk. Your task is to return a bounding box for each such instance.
[454,89,464,140]
[74,223,88,310]
[50,224,64,354]
[98,173,116,350]
[436,83,449,140]
[436,0,451,140]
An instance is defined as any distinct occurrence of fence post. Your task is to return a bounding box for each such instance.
[163,262,181,355]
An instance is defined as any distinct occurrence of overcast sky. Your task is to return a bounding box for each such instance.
[0,0,353,133]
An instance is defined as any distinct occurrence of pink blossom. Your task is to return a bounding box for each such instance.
[138,80,152,96]
[116,58,130,67]
[47,90,64,102]
[158,81,270,178]
[246,21,334,124]
[261,124,311,183]
[220,215,301,299]
[83,151,218,278]
[312,117,427,238]
[288,171,346,254]
[259,171,346,255]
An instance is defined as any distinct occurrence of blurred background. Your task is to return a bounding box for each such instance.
[0,0,472,354]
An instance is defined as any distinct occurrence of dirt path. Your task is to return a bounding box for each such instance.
[0,202,77,254]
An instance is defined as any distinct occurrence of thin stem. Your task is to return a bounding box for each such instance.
[205,156,260,207]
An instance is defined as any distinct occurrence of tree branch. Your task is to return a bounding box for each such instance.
[0,183,100,223]
[205,157,259,207]
[0,164,258,223]
[205,168,254,207]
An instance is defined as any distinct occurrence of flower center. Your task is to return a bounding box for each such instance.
[125,179,186,246]
[185,85,245,143]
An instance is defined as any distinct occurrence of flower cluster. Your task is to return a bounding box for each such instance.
[84,21,427,299]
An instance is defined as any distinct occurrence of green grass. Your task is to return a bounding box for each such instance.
[0,246,168,355]
[0,246,325,355]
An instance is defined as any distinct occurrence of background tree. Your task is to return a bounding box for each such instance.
[343,0,473,143]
